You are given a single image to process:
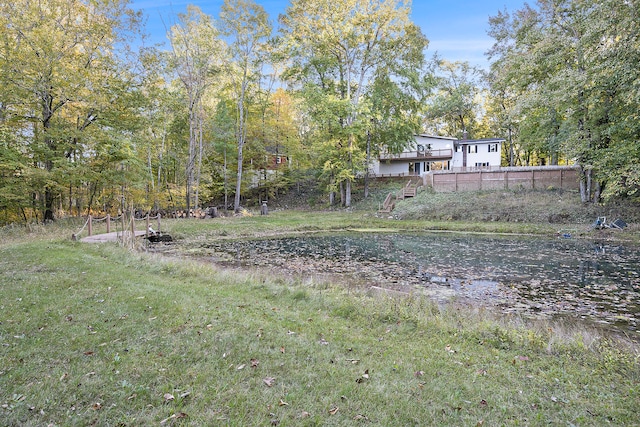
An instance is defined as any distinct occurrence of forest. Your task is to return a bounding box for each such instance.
[0,0,638,224]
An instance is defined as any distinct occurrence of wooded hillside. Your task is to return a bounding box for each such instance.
[1,0,638,224]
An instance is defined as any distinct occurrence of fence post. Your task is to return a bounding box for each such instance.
[106,214,111,234]
[88,215,93,236]
[120,212,125,243]
[130,210,135,238]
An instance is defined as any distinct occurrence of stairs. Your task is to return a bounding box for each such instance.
[379,192,395,213]
[378,180,419,214]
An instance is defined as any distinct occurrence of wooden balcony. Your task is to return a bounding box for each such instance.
[379,148,453,161]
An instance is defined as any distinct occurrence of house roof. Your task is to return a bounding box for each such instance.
[458,138,506,144]
[416,134,458,141]
[416,135,505,144]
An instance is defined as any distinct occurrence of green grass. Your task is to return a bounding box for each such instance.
[1,216,639,426]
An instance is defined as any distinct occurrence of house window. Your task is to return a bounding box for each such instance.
[475,162,490,168]
[468,145,477,153]
[488,143,498,153]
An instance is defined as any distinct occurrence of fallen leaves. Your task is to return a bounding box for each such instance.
[160,412,188,424]
[263,377,276,387]
[200,234,640,335]
[355,369,370,383]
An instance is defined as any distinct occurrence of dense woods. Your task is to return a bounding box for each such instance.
[0,0,638,224]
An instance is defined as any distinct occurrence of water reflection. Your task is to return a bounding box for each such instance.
[200,233,640,336]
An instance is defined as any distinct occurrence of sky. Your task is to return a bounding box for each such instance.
[131,0,528,69]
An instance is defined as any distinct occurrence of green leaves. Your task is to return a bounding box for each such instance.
[487,0,640,200]
[280,0,427,206]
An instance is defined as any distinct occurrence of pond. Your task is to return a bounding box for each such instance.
[197,232,640,338]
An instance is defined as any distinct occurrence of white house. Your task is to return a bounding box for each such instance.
[373,134,504,177]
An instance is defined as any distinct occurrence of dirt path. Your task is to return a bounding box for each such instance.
[80,231,147,243]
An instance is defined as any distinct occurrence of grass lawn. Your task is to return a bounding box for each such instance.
[1,212,639,426]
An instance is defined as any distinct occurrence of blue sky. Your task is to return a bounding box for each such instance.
[131,0,527,68]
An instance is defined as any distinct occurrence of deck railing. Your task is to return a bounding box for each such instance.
[379,148,453,161]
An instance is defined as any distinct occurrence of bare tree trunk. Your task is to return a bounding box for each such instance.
[345,179,351,207]
[593,181,602,203]
[234,78,248,214]
[364,129,370,198]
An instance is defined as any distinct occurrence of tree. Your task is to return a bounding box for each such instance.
[363,66,430,196]
[425,59,483,139]
[168,6,226,216]
[219,0,272,213]
[0,0,143,221]
[487,0,640,202]
[279,0,427,207]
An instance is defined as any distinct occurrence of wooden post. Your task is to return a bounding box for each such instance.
[130,211,135,238]
[106,214,111,233]
[146,214,150,238]
[121,212,126,243]
[88,215,93,236]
